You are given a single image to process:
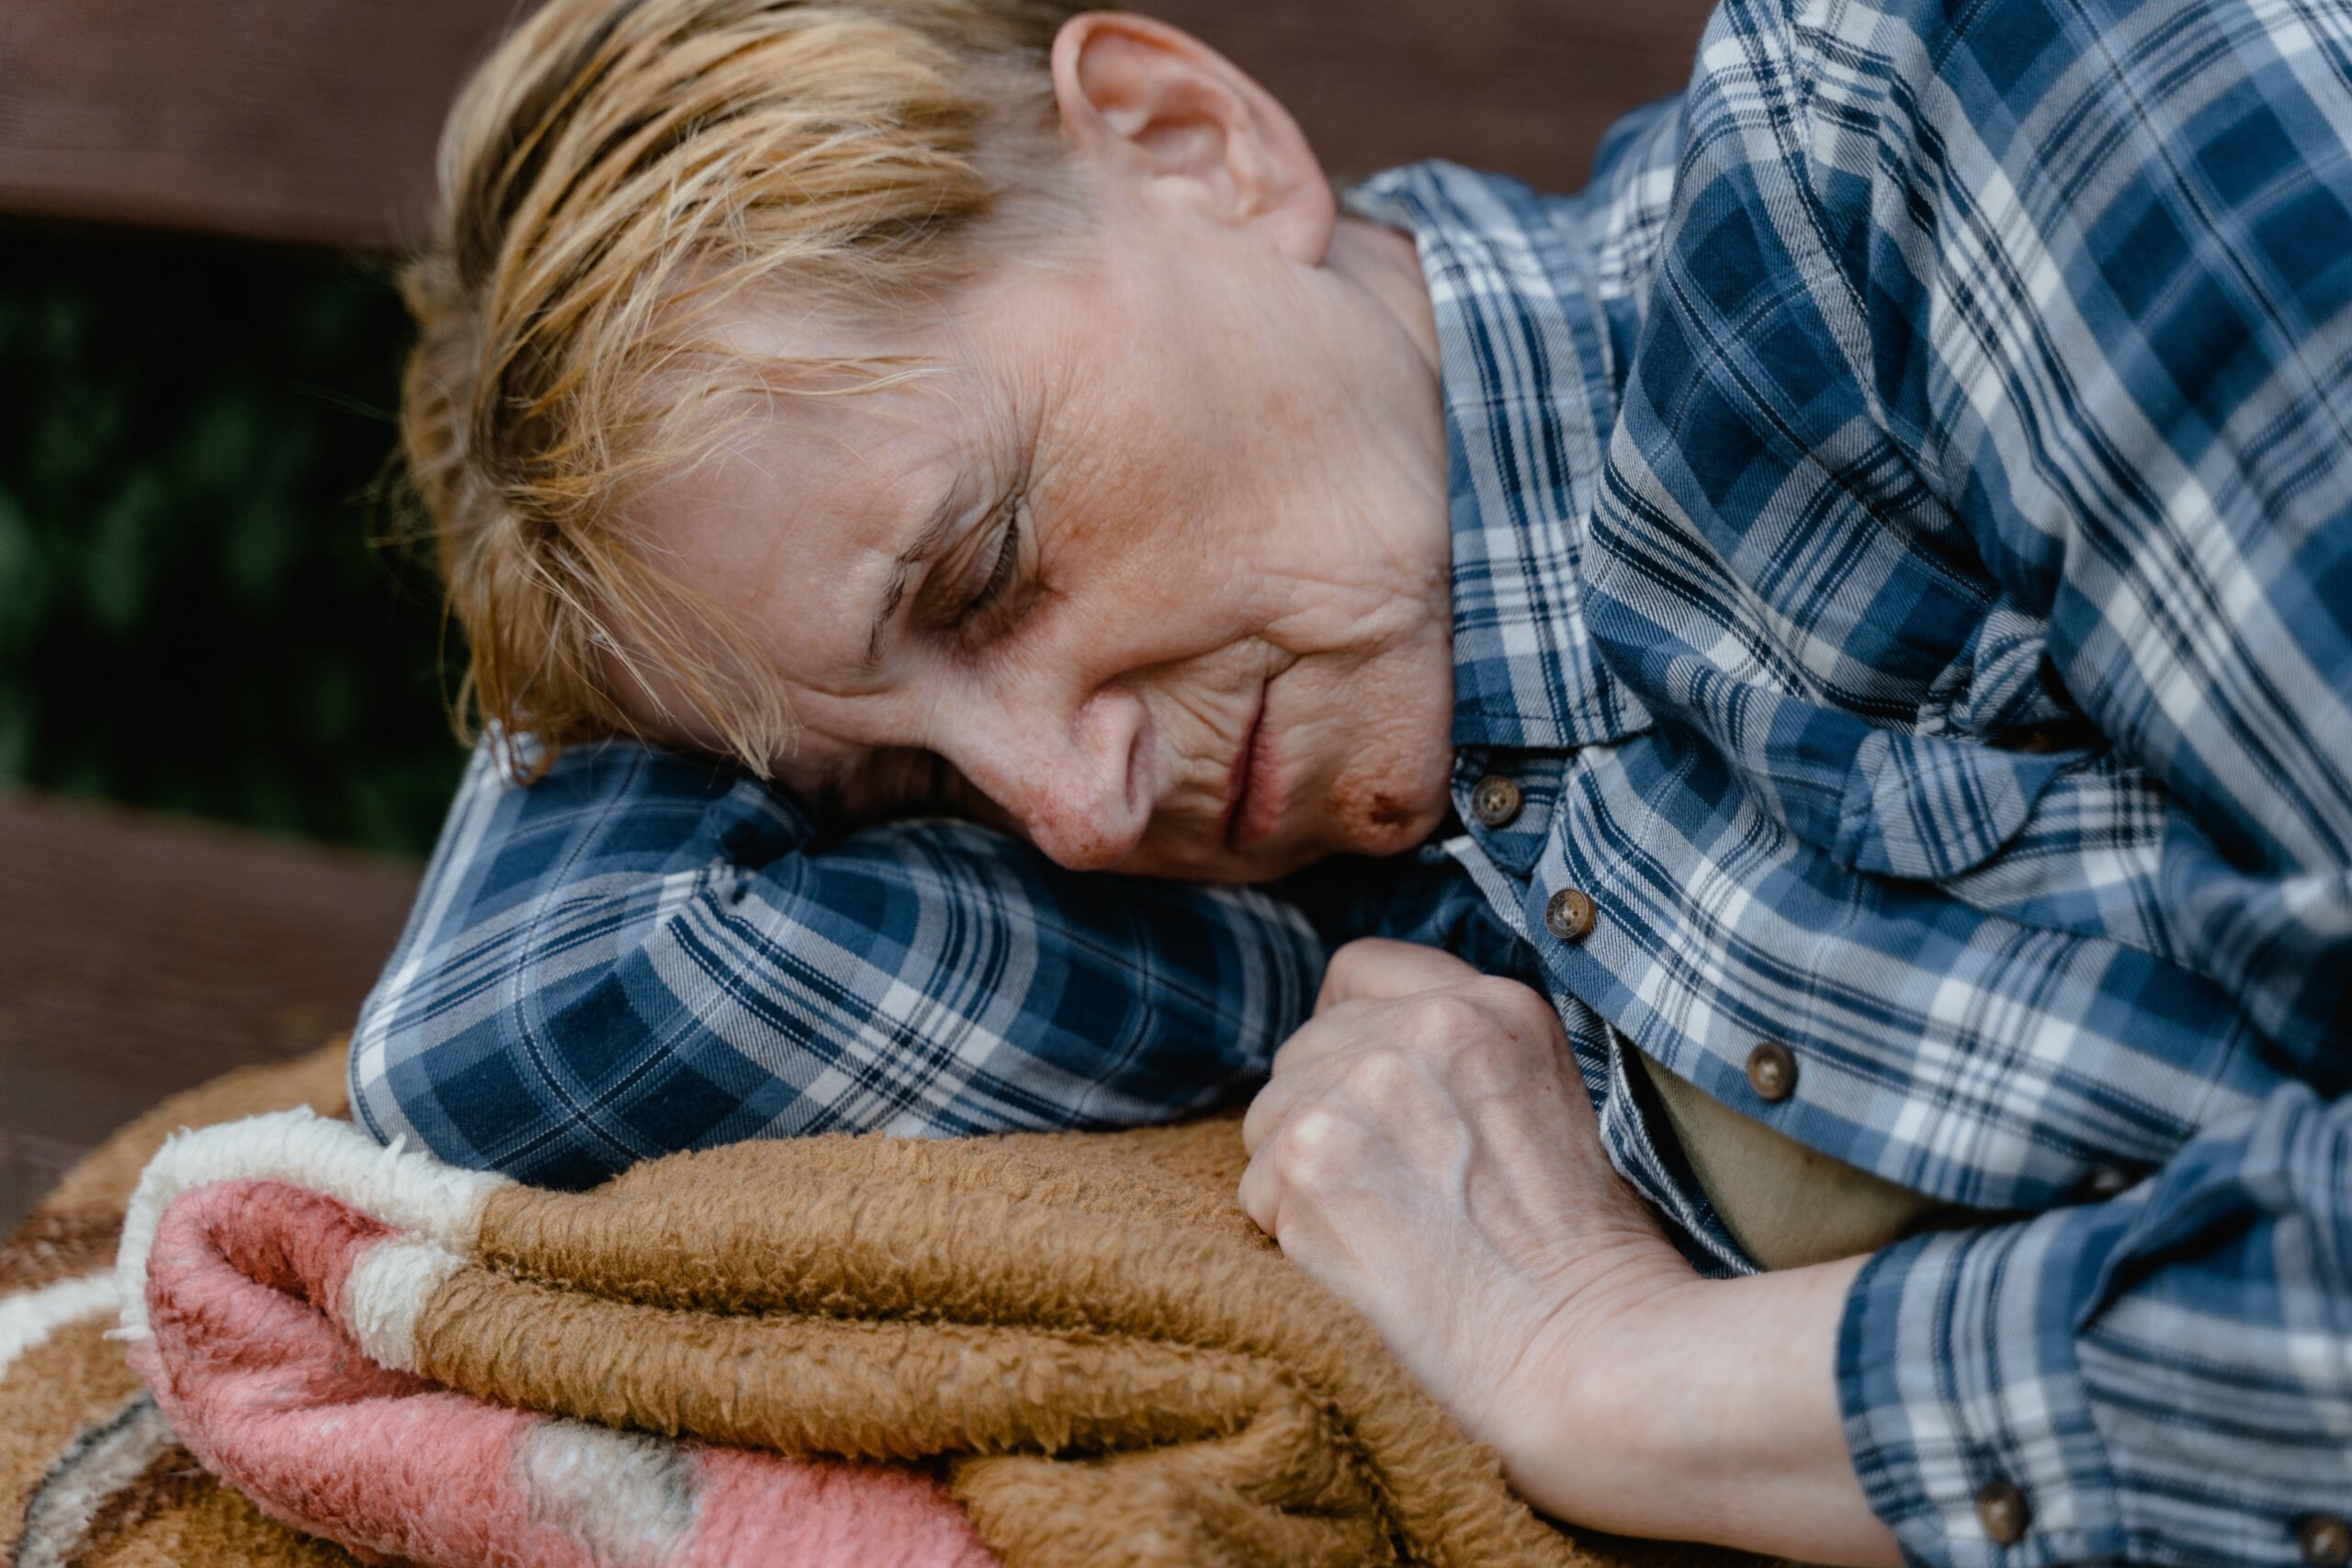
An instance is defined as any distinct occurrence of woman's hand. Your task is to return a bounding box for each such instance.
[1238,939,1692,1460]
[1238,938,1902,1567]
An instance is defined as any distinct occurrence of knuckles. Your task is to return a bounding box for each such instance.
[1393,988,1497,1046]
[1389,980,1557,1055]
[1464,976,1558,1034]
[1251,974,1569,1208]
[1319,941,1378,993]
[1385,980,1563,1099]
[1263,1101,1375,1190]
[1315,941,1389,1008]
[1332,1043,1419,1104]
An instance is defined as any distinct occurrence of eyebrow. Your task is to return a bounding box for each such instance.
[863,476,969,669]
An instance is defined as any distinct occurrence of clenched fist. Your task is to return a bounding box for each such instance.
[1238,939,1687,1459]
[1238,939,1897,1567]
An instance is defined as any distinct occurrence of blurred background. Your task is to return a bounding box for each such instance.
[0,0,1713,1228]
[3,233,459,858]
[0,230,457,1227]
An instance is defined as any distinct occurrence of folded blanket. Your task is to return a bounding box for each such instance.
[131,1168,1001,1568]
[6,1043,1755,1568]
[0,1046,359,1566]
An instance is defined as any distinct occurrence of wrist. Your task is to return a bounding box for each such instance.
[1496,1255,1900,1567]
[1479,1238,1698,1522]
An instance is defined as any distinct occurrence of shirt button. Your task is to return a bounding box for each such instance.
[1544,887,1596,942]
[2301,1514,2352,1568]
[1470,773,1524,828]
[1975,1479,2030,1545]
[1745,1042,1798,1102]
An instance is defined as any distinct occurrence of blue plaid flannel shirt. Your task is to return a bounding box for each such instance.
[355,0,2352,1559]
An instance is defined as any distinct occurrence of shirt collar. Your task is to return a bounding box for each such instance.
[1347,162,1649,753]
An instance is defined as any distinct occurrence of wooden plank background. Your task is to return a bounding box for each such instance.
[0,0,1714,253]
[0,799,419,1229]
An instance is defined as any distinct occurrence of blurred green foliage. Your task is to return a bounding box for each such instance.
[0,224,464,859]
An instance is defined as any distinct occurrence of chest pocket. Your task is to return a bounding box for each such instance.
[1831,728,2082,881]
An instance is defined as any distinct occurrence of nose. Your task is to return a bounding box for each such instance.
[943,682,1151,871]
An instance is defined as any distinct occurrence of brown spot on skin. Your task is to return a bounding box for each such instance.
[1316,777,1442,863]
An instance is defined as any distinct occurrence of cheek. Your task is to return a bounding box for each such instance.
[1035,479,1268,666]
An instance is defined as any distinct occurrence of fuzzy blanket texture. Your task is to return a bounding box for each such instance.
[1,1043,1759,1568]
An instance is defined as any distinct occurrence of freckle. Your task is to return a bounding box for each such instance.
[1323,777,1423,840]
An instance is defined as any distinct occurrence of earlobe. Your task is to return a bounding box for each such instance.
[1050,12,1334,265]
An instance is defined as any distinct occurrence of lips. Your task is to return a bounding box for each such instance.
[1222,683,1276,851]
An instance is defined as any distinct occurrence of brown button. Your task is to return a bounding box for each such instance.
[2301,1514,2352,1568]
[1975,1479,2030,1545]
[1544,887,1597,942]
[1745,1042,1798,1102]
[1470,774,1524,828]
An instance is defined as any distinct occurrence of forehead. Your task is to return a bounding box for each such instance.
[625,355,976,693]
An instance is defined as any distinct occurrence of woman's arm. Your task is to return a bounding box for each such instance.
[349,733,1327,1185]
[1236,937,1902,1565]
[1244,937,2352,1568]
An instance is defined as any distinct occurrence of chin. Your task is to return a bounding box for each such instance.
[1345,806,1448,860]
[1203,794,1447,884]
[1121,840,1311,886]
[1318,754,1453,860]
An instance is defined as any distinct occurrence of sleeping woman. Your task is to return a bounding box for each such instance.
[354,2,2352,1563]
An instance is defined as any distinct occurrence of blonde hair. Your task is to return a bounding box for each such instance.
[401,0,1083,777]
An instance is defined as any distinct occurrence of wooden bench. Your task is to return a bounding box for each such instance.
[1,0,1712,251]
[0,797,423,1226]
[0,0,1713,1231]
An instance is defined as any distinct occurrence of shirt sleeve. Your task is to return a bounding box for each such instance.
[1792,0,2352,1053]
[1692,0,2352,1556]
[346,736,1325,1188]
[1840,1082,2352,1568]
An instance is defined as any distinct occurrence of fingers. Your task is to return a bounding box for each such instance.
[1316,938,1480,1011]
[1236,1139,1281,1235]
[1243,1008,1415,1158]
[1241,1082,1385,1242]
[1248,973,1546,1156]
[1241,1050,1316,1156]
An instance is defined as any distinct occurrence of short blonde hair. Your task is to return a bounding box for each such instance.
[401,0,1082,777]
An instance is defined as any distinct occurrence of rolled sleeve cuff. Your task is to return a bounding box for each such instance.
[1838,1210,2125,1567]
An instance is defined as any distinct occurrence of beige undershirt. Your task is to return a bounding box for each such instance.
[1625,1048,1952,1272]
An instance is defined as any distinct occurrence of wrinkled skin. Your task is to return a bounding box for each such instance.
[1238,940,1893,1564]
[627,23,1453,885]
[628,13,1900,1564]
[1239,941,1686,1447]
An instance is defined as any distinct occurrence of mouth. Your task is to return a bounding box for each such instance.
[1222,682,1278,852]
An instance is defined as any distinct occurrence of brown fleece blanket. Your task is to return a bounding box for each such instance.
[0,1046,360,1566]
[5,1042,1761,1568]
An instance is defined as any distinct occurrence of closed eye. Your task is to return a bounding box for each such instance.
[963,502,1022,619]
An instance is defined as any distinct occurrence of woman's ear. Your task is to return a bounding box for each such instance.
[1050,12,1335,265]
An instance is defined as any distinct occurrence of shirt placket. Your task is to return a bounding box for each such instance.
[1444,746,1754,1274]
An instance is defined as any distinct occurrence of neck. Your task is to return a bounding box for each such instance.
[1317,210,1450,592]
[1324,213,1442,378]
